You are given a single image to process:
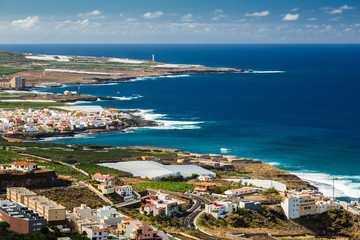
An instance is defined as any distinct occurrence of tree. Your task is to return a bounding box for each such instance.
[0,221,10,236]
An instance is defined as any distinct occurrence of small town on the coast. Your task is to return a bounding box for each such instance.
[0,0,360,238]
[0,49,359,239]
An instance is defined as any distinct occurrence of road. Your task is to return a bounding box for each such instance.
[181,194,211,229]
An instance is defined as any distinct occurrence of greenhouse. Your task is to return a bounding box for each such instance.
[99,161,216,180]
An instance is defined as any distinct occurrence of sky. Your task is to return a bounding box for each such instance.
[0,0,359,43]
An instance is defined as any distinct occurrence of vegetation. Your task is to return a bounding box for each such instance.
[137,181,195,192]
[104,192,124,203]
[296,209,360,239]
[35,186,107,210]
[0,100,67,110]
[197,206,310,236]
[260,187,283,204]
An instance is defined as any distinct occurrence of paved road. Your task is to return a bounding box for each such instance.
[181,194,211,229]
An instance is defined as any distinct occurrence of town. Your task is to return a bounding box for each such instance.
[0,107,133,137]
[1,142,359,240]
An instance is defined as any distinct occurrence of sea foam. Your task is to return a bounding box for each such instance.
[292,171,360,199]
[129,74,190,82]
[133,109,203,130]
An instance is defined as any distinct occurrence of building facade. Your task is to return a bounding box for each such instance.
[205,201,237,219]
[0,200,47,234]
[7,187,66,225]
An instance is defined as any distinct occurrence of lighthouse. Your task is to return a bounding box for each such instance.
[152,54,155,62]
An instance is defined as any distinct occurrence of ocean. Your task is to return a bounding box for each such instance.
[1,44,359,201]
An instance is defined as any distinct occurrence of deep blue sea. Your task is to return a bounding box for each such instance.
[1,44,359,201]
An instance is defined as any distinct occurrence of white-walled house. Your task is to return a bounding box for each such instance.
[10,161,38,172]
[205,201,237,219]
[198,175,213,182]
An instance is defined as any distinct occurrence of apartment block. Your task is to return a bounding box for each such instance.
[0,200,47,234]
[7,187,66,225]
[281,191,340,219]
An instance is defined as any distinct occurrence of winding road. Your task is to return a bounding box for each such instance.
[181,194,211,229]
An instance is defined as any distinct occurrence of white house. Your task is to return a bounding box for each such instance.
[205,201,237,219]
[82,224,108,240]
[315,200,340,214]
[198,175,213,182]
[92,173,114,183]
[224,187,260,197]
[115,185,132,196]
[10,161,38,172]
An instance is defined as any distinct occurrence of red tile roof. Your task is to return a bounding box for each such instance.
[12,161,37,166]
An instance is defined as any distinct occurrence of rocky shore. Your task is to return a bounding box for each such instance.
[21,92,116,103]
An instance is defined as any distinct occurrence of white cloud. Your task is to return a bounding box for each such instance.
[143,11,164,19]
[306,24,319,29]
[78,10,104,18]
[282,13,300,21]
[245,10,270,17]
[212,14,227,21]
[354,23,360,27]
[329,5,354,14]
[119,13,124,17]
[307,17,317,21]
[11,16,39,28]
[126,18,137,22]
[63,19,89,26]
[214,9,224,14]
[181,14,193,22]
[291,8,299,12]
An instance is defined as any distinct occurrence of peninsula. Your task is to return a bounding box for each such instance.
[0,50,251,87]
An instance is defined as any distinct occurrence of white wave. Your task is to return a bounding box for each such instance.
[249,70,285,74]
[68,101,91,105]
[39,133,95,142]
[133,109,203,130]
[113,95,143,101]
[267,162,282,167]
[129,74,190,82]
[220,148,231,153]
[292,171,360,199]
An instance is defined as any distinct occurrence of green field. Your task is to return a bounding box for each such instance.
[137,181,195,192]
[0,142,176,177]
[0,51,151,75]
[0,100,67,110]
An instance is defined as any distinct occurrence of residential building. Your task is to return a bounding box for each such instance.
[205,200,237,219]
[141,194,184,216]
[115,185,134,201]
[224,187,260,197]
[72,205,124,226]
[9,76,26,89]
[7,187,66,225]
[239,201,262,210]
[0,200,47,234]
[82,224,108,240]
[10,161,38,172]
[6,187,37,204]
[98,183,115,194]
[131,221,163,240]
[66,212,98,233]
[197,175,213,182]
[118,218,140,238]
[281,194,316,219]
[194,182,216,192]
[92,173,114,183]
[315,200,340,214]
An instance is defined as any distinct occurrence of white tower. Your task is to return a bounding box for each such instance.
[152,54,155,62]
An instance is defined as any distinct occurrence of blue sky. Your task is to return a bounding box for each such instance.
[0,0,359,43]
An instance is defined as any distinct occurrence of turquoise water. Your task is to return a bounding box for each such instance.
[1,44,359,200]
